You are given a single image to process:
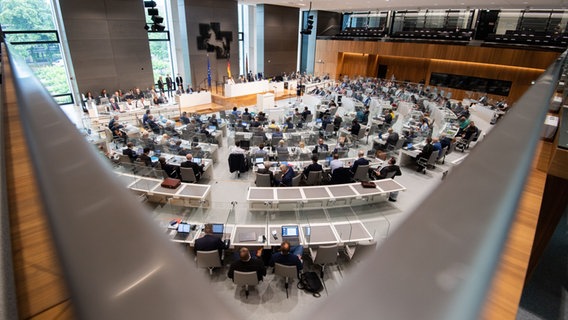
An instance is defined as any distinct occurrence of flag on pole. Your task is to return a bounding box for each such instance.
[227,59,232,79]
[207,55,212,88]
[245,54,249,74]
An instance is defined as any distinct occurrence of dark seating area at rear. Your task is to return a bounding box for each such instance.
[486,30,568,47]
[333,27,387,40]
[391,29,473,41]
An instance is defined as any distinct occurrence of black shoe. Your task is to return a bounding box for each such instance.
[388,198,397,202]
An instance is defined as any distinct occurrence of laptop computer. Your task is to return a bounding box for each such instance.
[211,224,224,238]
[208,125,216,132]
[174,223,191,240]
[281,225,300,246]
[255,157,264,164]
[192,157,202,165]
[238,232,257,242]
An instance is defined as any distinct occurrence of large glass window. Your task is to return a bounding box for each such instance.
[343,12,388,29]
[144,0,173,86]
[0,0,73,104]
[391,9,473,32]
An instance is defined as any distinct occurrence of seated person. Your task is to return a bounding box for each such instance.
[180,153,204,181]
[312,138,329,154]
[333,137,349,154]
[283,117,294,131]
[146,115,162,134]
[333,114,343,132]
[303,154,323,177]
[271,127,284,140]
[230,141,247,154]
[267,119,279,130]
[194,223,226,259]
[208,114,219,128]
[373,157,402,202]
[250,116,262,128]
[276,140,288,154]
[380,128,399,151]
[255,143,269,156]
[142,110,151,128]
[180,111,191,125]
[329,152,344,174]
[348,119,361,136]
[269,241,303,273]
[235,119,248,132]
[256,161,274,186]
[111,122,128,144]
[319,115,332,131]
[415,138,435,171]
[158,156,179,179]
[350,150,370,173]
[108,115,120,130]
[231,106,240,118]
[431,137,442,155]
[137,147,153,167]
[122,142,137,162]
[242,107,251,119]
[275,164,295,187]
[163,121,180,137]
[461,121,478,141]
[228,247,266,281]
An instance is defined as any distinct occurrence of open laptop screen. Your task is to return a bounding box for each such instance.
[282,225,299,237]
[177,223,191,233]
[212,224,224,234]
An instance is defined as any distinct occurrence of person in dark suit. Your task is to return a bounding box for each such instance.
[228,247,266,281]
[348,119,361,136]
[137,147,153,167]
[146,115,162,134]
[180,111,191,125]
[108,115,120,130]
[166,74,173,97]
[194,224,226,259]
[180,153,204,181]
[269,241,303,273]
[158,156,179,179]
[302,154,323,177]
[175,74,183,90]
[350,150,370,173]
[157,76,165,93]
[122,142,137,162]
[312,138,329,154]
[109,98,120,111]
[275,164,295,187]
[372,157,402,201]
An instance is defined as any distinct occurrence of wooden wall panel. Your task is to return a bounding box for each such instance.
[316,40,552,103]
[338,53,371,77]
[377,55,431,83]
[315,40,559,79]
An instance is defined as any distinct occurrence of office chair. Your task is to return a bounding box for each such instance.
[305,171,323,186]
[292,173,302,186]
[344,241,378,263]
[196,250,222,276]
[255,173,272,187]
[180,167,197,183]
[353,164,370,181]
[417,152,438,174]
[233,271,260,299]
[274,263,299,299]
[309,244,339,278]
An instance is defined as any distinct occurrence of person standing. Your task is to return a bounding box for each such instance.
[166,74,173,97]
[157,76,164,93]
[175,73,183,91]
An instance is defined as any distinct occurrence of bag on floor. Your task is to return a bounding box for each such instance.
[297,271,323,297]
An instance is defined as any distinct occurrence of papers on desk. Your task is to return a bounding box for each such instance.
[257,164,265,169]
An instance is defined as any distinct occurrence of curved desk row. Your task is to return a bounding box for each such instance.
[165,222,373,249]
[246,179,405,211]
[115,172,211,206]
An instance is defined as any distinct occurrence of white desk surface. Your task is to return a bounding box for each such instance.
[231,225,268,247]
[301,223,339,245]
[267,224,305,247]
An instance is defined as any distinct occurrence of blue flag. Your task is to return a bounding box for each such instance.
[207,55,211,87]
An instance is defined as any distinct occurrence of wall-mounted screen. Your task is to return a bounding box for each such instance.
[429,72,512,96]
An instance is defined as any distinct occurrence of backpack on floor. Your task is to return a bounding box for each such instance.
[297,271,323,297]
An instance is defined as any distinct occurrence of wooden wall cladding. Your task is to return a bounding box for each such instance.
[317,40,555,103]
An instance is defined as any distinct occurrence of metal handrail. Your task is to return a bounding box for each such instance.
[4,31,567,319]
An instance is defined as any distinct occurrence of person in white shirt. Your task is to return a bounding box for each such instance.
[230,141,246,154]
